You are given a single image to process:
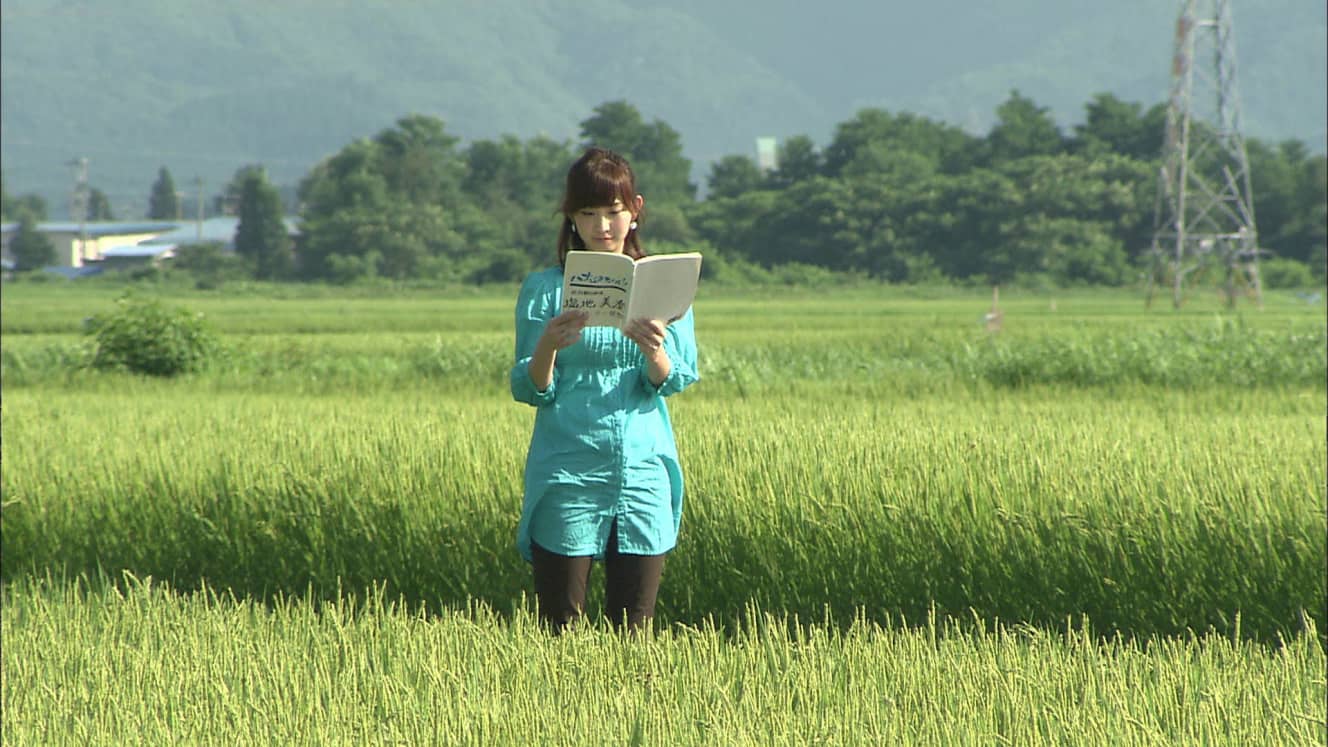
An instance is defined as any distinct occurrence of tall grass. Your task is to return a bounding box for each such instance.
[5,283,1324,403]
[3,575,1323,746]
[3,320,1323,392]
[3,284,1325,743]
[2,380,1321,640]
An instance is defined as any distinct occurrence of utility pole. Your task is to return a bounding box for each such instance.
[67,157,89,266]
[1145,0,1262,309]
[195,176,205,241]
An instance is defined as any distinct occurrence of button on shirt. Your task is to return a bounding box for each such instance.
[510,266,699,562]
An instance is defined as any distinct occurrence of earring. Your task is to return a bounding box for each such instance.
[570,223,577,234]
[629,221,638,230]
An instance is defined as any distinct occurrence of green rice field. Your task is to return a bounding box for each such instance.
[2,280,1325,744]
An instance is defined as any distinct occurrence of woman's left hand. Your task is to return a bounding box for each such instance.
[624,318,667,356]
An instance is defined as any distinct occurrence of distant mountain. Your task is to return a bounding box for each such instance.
[2,0,1323,219]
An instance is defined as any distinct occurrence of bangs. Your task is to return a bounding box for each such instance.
[563,159,635,211]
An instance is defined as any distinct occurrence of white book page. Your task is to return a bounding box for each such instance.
[624,252,703,324]
[561,251,635,327]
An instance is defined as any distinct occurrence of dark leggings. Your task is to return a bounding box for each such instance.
[530,520,666,633]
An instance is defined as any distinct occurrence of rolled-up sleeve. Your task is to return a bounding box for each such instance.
[511,273,558,406]
[639,307,699,397]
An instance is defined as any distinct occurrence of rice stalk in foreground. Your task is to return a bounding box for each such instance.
[2,576,1324,746]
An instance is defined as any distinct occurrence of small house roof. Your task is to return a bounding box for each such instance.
[139,216,301,247]
[101,243,177,258]
[0,220,181,237]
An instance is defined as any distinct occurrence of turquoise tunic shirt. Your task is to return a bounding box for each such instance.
[510,266,699,563]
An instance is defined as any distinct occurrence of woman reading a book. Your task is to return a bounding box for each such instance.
[509,147,699,633]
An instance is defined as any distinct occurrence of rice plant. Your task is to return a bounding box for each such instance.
[2,283,1324,744]
[2,575,1323,746]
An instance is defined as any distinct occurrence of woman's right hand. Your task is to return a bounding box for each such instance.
[538,310,589,352]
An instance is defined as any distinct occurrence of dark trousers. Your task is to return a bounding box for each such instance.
[531,519,666,633]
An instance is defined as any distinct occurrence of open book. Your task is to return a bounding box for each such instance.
[561,251,703,328]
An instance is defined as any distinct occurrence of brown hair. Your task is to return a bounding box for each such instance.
[557,147,646,267]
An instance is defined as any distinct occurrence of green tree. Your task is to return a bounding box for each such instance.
[298,117,485,281]
[519,135,577,211]
[833,174,942,281]
[148,167,179,219]
[706,155,763,199]
[463,135,526,206]
[1,174,12,219]
[299,141,390,218]
[823,109,979,178]
[841,146,939,184]
[299,142,393,280]
[170,241,247,289]
[216,165,267,216]
[999,215,1129,285]
[2,176,48,221]
[993,153,1152,280]
[1257,257,1315,289]
[234,168,293,280]
[906,169,1025,281]
[374,114,465,207]
[1247,138,1298,257]
[1284,154,1327,271]
[1071,93,1166,161]
[9,213,56,270]
[1248,139,1326,266]
[986,90,1065,163]
[463,133,572,212]
[686,189,780,265]
[301,201,465,282]
[767,135,821,188]
[747,176,856,268]
[998,154,1152,233]
[87,188,114,221]
[579,101,695,204]
[467,247,532,284]
[578,100,645,152]
[14,195,48,221]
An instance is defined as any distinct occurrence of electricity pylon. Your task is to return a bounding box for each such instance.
[1145,0,1262,309]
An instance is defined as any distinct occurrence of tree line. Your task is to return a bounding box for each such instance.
[4,92,1325,287]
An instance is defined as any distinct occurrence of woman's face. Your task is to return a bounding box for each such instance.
[571,196,640,254]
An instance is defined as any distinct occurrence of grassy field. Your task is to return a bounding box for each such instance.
[4,576,1323,745]
[1,280,1325,744]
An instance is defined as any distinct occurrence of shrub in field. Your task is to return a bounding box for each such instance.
[84,295,220,376]
[1258,257,1316,290]
[170,241,249,290]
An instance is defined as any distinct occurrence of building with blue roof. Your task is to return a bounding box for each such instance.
[138,216,301,251]
[1,216,300,271]
[0,220,180,268]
